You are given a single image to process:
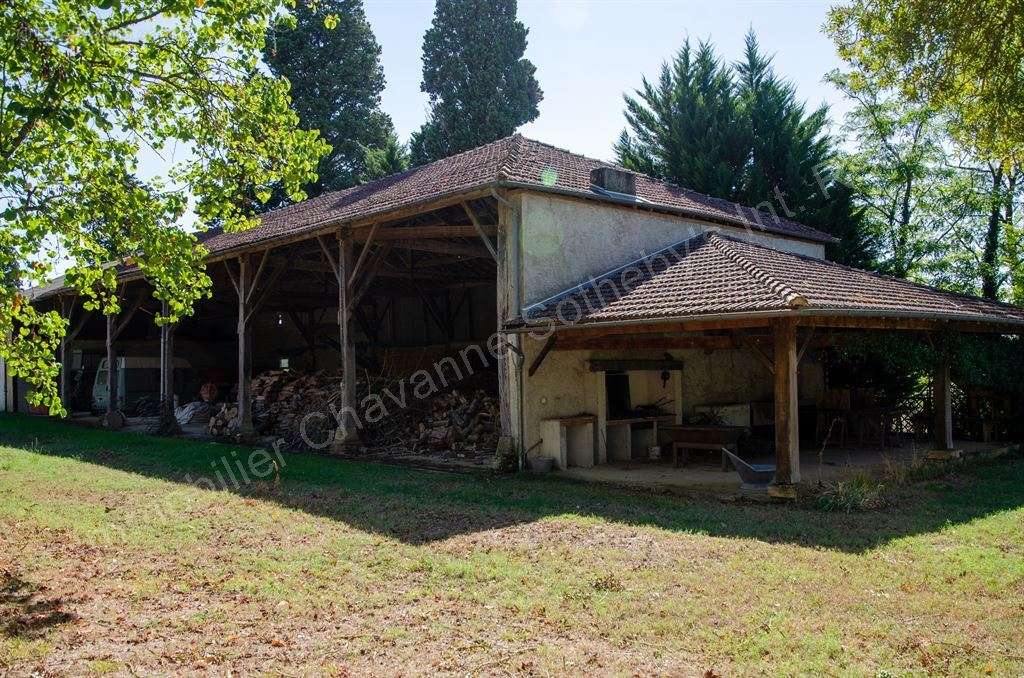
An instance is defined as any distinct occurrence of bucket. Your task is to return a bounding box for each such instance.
[528,456,555,473]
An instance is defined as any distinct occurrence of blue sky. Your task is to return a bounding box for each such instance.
[131,0,853,233]
[366,0,852,160]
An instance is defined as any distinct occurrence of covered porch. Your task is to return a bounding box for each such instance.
[561,439,1014,495]
[512,232,1024,496]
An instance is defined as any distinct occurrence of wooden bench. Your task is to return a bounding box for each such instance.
[660,425,747,471]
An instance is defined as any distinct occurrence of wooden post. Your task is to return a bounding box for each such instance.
[770,318,800,495]
[57,295,90,410]
[933,357,953,451]
[104,312,121,429]
[59,296,72,408]
[335,232,359,447]
[159,300,176,406]
[236,255,255,436]
[494,203,513,459]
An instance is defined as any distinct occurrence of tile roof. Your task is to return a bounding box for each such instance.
[521,232,1024,329]
[200,134,834,256]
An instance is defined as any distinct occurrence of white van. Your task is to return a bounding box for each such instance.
[92,356,193,412]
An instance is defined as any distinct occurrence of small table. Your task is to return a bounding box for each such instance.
[660,425,747,471]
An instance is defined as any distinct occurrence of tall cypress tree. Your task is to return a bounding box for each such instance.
[264,0,393,201]
[411,0,542,165]
[617,32,874,268]
[614,40,749,200]
[734,33,873,267]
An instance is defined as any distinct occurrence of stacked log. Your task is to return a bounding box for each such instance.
[206,368,500,460]
[207,403,239,436]
[206,369,347,448]
[367,388,500,460]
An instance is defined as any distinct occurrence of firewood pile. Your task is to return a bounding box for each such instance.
[207,403,240,437]
[365,388,500,460]
[206,367,500,461]
[206,369,349,449]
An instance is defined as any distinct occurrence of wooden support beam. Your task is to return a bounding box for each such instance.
[391,239,492,259]
[553,334,745,352]
[316,235,341,285]
[112,289,145,340]
[933,357,954,451]
[348,221,379,287]
[587,358,685,372]
[462,202,499,261]
[495,206,512,451]
[528,335,557,377]
[58,295,92,408]
[104,313,122,429]
[335,234,359,448]
[245,263,288,325]
[101,288,144,428]
[417,292,450,342]
[770,318,800,494]
[355,223,496,241]
[797,326,816,365]
[738,331,775,375]
[286,310,321,368]
[236,255,255,436]
[350,244,391,310]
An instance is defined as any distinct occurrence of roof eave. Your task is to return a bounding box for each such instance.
[505,307,1024,334]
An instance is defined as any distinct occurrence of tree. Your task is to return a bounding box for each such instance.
[1,0,329,414]
[827,0,1024,162]
[828,72,965,279]
[361,132,410,182]
[733,34,873,268]
[613,39,749,200]
[616,33,873,268]
[410,0,542,165]
[943,158,1022,299]
[264,0,393,200]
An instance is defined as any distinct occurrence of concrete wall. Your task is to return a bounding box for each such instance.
[518,333,825,464]
[519,192,827,306]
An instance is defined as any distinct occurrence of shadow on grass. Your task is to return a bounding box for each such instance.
[3,414,1023,553]
[1,571,76,641]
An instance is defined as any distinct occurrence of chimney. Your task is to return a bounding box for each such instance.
[590,166,636,195]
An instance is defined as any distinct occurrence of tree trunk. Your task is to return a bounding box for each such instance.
[981,163,1005,300]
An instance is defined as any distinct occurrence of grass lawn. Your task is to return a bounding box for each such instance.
[1,414,1022,675]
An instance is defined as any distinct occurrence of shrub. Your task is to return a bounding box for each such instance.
[815,473,888,512]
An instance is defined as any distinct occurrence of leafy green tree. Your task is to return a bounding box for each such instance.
[828,72,965,279]
[361,132,410,182]
[734,34,872,268]
[1,0,329,414]
[613,39,749,199]
[827,0,1024,161]
[410,0,542,164]
[616,33,873,268]
[942,159,1022,299]
[264,0,393,200]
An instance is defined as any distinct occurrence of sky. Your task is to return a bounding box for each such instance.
[131,0,854,235]
[364,0,853,161]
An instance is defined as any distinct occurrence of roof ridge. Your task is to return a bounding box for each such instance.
[708,233,809,309]
[496,133,524,181]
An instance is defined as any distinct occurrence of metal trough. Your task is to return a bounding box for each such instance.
[722,448,775,490]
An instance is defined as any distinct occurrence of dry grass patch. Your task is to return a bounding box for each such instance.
[1,414,1022,675]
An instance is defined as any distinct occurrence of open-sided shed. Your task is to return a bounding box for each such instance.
[18,135,1024,494]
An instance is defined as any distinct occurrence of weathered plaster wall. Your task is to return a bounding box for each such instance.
[519,192,827,306]
[518,333,825,463]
